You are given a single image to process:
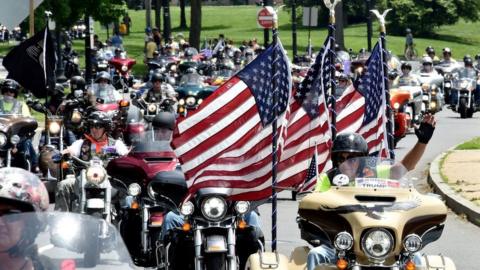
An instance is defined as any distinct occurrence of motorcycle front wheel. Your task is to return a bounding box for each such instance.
[205,253,227,270]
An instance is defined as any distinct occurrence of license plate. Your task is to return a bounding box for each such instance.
[205,235,227,253]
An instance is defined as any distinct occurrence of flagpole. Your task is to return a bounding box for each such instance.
[44,11,52,144]
[324,0,340,140]
[371,9,395,159]
[271,11,279,254]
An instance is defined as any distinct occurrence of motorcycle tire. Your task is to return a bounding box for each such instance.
[205,253,227,270]
[83,211,102,268]
[459,99,468,119]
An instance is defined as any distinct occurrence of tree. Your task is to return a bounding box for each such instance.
[386,0,480,35]
[179,0,188,29]
[189,0,201,49]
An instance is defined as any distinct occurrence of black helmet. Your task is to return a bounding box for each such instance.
[87,111,112,131]
[95,71,111,83]
[152,111,176,130]
[401,62,412,70]
[388,69,398,80]
[1,79,21,96]
[70,76,86,91]
[476,54,480,60]
[425,46,435,54]
[464,55,473,66]
[332,133,369,155]
[151,72,164,83]
[184,47,196,58]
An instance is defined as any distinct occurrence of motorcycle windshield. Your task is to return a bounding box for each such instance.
[0,212,134,269]
[179,73,203,86]
[214,69,234,78]
[454,77,476,90]
[336,157,410,189]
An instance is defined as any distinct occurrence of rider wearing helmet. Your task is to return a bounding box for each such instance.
[398,62,420,86]
[308,114,437,270]
[0,79,30,116]
[420,56,437,74]
[453,55,480,105]
[0,167,51,269]
[88,71,122,105]
[143,72,178,112]
[440,47,457,65]
[425,46,440,63]
[56,111,129,211]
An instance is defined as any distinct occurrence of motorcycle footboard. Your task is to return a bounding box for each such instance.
[419,254,456,270]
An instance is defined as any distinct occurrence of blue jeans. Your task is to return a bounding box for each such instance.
[160,210,261,241]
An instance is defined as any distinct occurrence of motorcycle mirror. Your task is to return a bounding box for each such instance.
[123,87,129,94]
[96,98,105,104]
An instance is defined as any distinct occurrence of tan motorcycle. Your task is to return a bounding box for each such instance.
[246,157,455,270]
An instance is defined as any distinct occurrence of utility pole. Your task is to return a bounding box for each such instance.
[155,0,161,29]
[145,0,152,28]
[84,14,93,83]
[335,1,345,50]
[366,0,373,51]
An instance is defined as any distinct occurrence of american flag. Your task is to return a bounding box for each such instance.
[297,145,319,193]
[335,40,390,156]
[172,41,292,200]
[275,36,333,191]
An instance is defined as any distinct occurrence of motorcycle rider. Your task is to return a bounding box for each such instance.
[335,73,351,99]
[0,167,52,270]
[440,47,457,65]
[451,55,480,106]
[397,62,420,86]
[419,56,438,74]
[425,46,440,64]
[143,72,178,112]
[87,71,122,105]
[308,114,436,270]
[55,111,129,211]
[0,79,38,172]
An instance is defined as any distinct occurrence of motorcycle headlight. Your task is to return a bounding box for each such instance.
[197,98,203,105]
[361,228,394,260]
[445,82,451,88]
[180,201,194,216]
[422,84,430,91]
[334,232,354,251]
[201,196,227,221]
[86,166,106,185]
[73,57,79,65]
[10,135,20,145]
[71,111,82,124]
[148,104,157,113]
[0,133,6,146]
[403,234,422,253]
[48,121,61,135]
[393,102,400,110]
[186,97,196,106]
[179,99,185,106]
[431,84,437,90]
[128,183,141,196]
[121,65,128,72]
[234,201,249,214]
[460,81,468,89]
[430,101,437,109]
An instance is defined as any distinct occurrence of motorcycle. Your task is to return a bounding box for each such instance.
[452,77,477,118]
[176,72,217,117]
[390,79,423,125]
[166,188,264,270]
[109,52,136,90]
[63,51,81,79]
[247,157,456,270]
[0,113,37,171]
[107,114,187,267]
[390,89,411,147]
[1,212,135,268]
[418,72,444,113]
[435,63,460,105]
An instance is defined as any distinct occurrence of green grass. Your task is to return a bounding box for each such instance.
[2,6,480,76]
[439,151,451,183]
[455,137,480,150]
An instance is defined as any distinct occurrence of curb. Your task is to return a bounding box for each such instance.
[428,150,480,227]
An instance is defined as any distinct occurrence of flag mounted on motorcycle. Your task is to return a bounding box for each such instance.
[335,40,391,157]
[3,27,56,98]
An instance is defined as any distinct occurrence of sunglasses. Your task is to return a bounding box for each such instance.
[0,209,24,223]
[91,124,105,129]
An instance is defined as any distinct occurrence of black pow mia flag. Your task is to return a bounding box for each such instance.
[3,27,56,98]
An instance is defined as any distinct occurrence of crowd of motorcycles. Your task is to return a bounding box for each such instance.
[1,40,473,270]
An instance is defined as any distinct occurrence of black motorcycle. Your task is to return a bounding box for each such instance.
[0,113,37,170]
[166,188,264,270]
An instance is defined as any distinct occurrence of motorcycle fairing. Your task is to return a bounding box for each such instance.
[298,187,447,265]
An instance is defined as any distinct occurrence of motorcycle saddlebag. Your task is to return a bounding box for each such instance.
[419,255,456,270]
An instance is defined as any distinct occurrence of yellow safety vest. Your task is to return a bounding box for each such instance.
[314,165,391,192]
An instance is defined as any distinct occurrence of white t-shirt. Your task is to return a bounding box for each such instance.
[67,138,129,157]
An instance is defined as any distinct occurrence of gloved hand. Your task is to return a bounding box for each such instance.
[415,113,436,144]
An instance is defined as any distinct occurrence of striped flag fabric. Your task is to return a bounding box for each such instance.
[335,40,390,157]
[297,144,319,193]
[274,36,333,191]
[172,41,292,200]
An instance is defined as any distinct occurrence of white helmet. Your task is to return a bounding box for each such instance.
[422,56,433,65]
